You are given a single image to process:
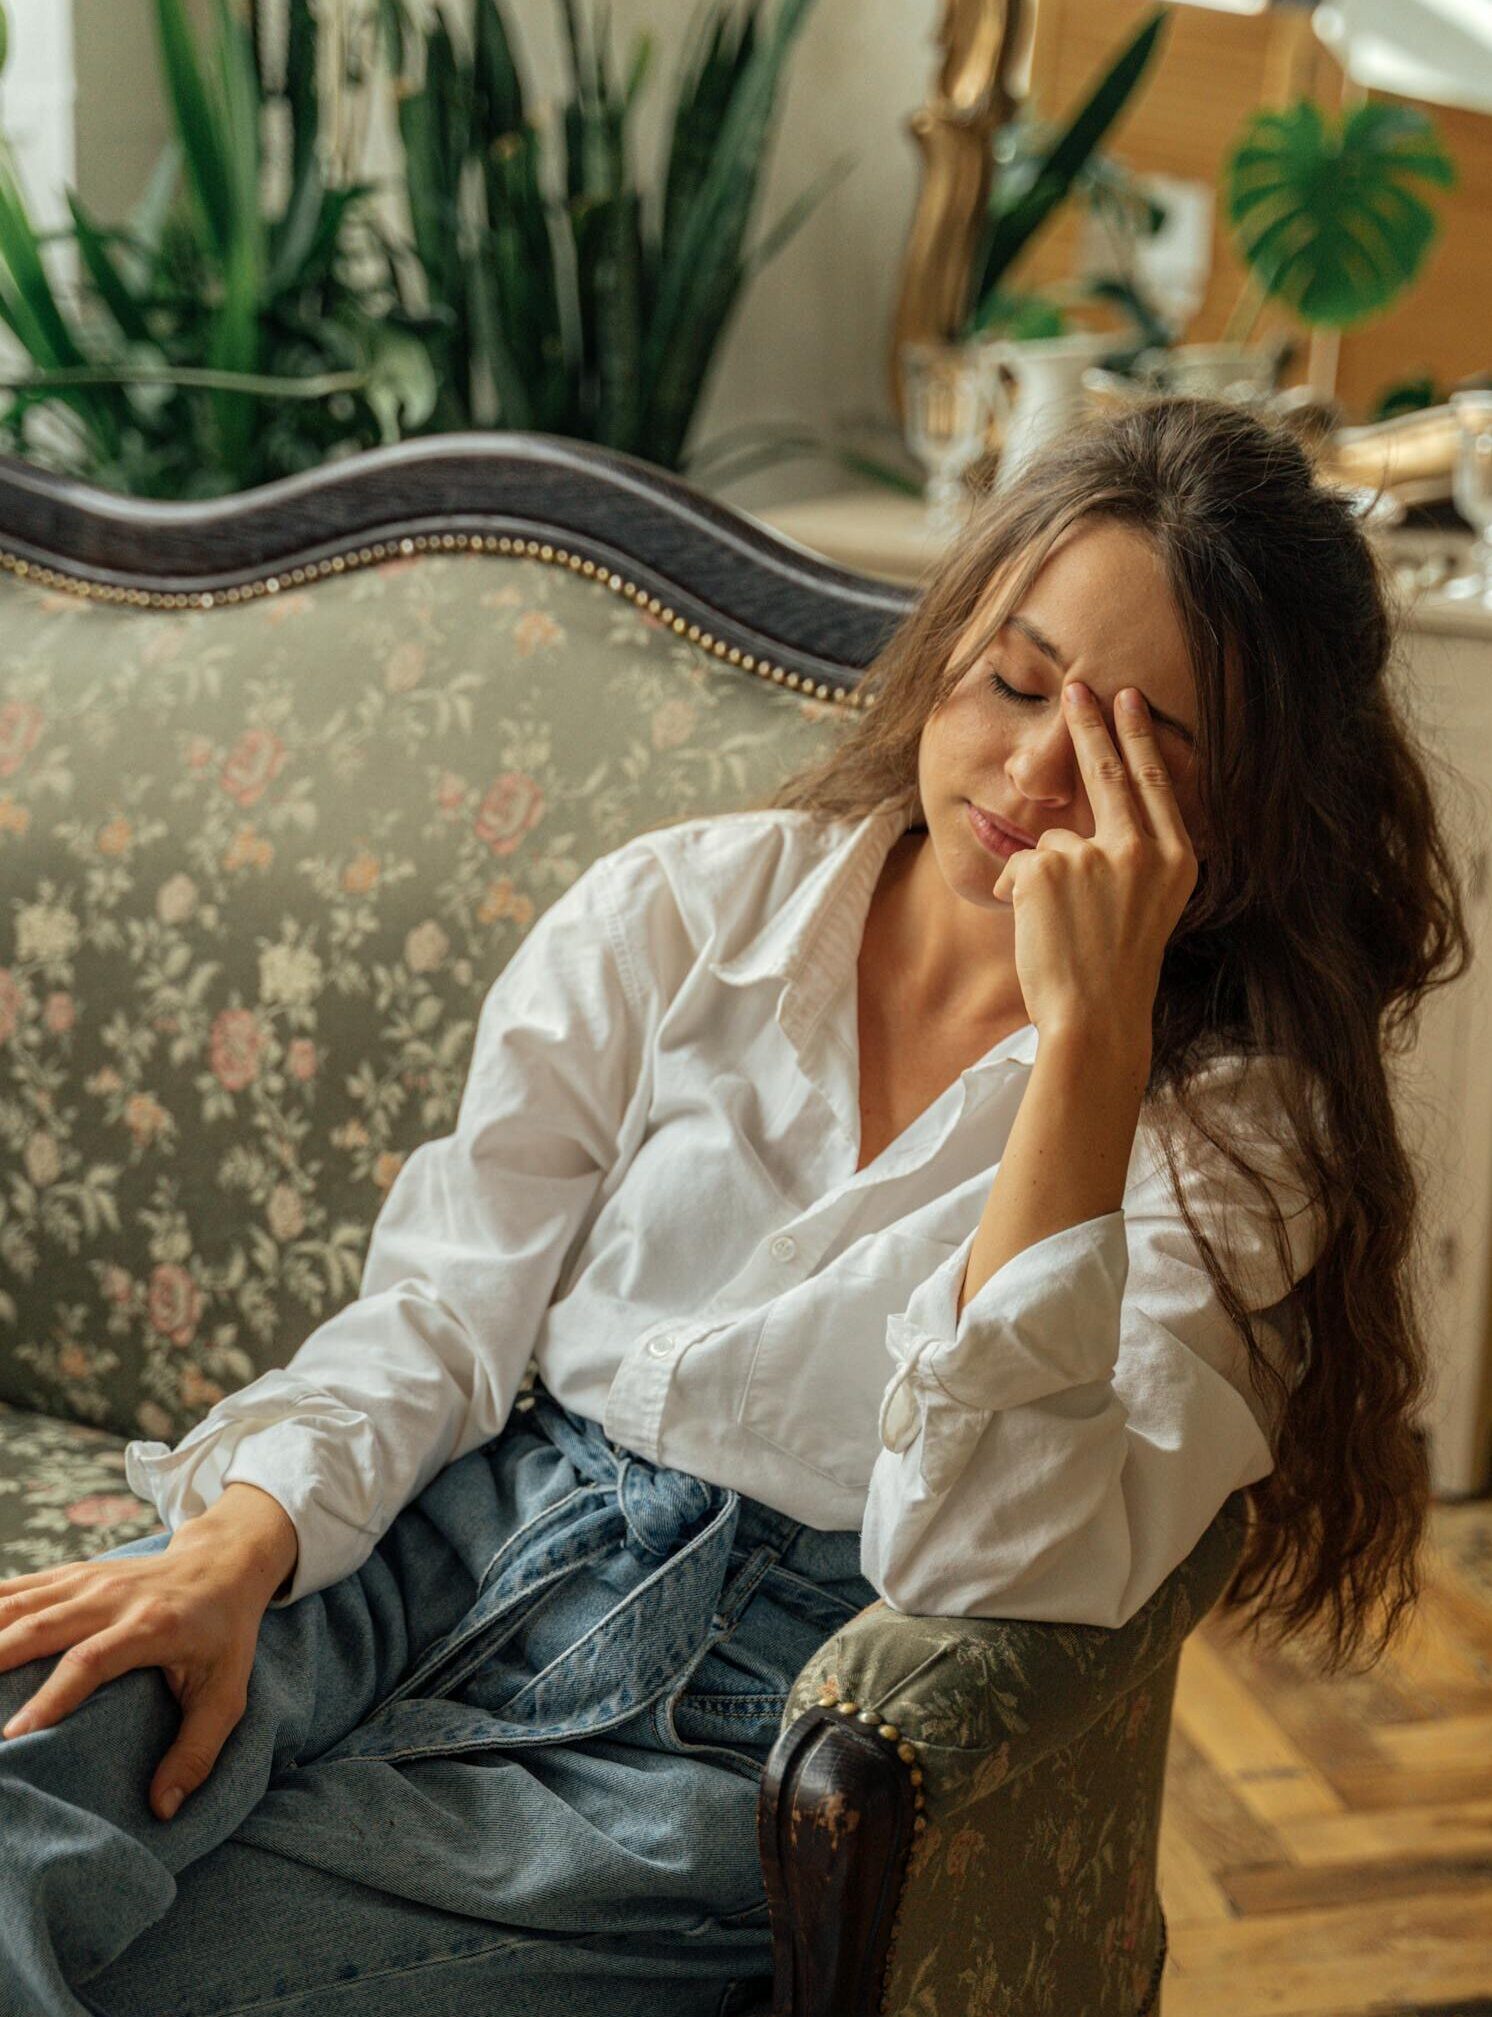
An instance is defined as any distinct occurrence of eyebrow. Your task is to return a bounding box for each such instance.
[1003,615,1198,749]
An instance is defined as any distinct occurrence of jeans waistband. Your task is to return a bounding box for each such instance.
[524,1377,804,1563]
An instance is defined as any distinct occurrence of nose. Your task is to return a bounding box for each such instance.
[1007,713,1082,809]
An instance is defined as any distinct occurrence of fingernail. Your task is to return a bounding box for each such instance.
[1064,680,1089,705]
[3,1714,30,1738]
[1118,687,1144,714]
[160,1787,183,1818]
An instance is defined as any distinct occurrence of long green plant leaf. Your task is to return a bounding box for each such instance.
[969,5,1168,322]
[470,236,535,429]
[285,0,318,205]
[588,18,643,447]
[659,1,753,278]
[206,0,265,475]
[738,147,854,282]
[643,0,817,463]
[65,192,153,344]
[155,0,233,259]
[472,0,525,134]
[128,143,183,269]
[483,125,567,428]
[0,150,123,456]
[398,17,474,427]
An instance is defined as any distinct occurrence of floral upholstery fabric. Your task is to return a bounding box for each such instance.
[0,550,845,1460]
[0,543,1236,2015]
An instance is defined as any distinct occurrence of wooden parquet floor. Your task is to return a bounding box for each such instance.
[1159,1498,1492,2016]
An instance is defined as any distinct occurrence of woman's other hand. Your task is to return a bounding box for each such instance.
[0,1481,297,1822]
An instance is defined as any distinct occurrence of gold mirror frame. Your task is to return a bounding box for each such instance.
[888,0,1032,427]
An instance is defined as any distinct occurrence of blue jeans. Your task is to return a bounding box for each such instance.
[0,1379,879,2015]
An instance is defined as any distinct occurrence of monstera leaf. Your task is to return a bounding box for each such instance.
[1225,99,1456,330]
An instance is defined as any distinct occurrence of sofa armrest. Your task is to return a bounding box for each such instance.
[755,1489,1250,2017]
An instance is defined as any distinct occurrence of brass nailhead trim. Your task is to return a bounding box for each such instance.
[0,532,876,712]
[816,1676,926,2003]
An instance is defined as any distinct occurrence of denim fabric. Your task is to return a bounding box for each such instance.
[0,1379,878,2016]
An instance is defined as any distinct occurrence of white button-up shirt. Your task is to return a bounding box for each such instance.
[124,797,1324,1627]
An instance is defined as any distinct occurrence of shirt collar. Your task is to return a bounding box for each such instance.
[706,796,908,992]
[707,794,1041,1082]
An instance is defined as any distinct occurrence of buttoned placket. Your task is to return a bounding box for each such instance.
[607,1003,1035,1464]
[603,798,1040,1464]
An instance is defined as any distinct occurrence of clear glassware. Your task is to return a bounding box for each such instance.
[898,341,994,543]
[1444,390,1492,606]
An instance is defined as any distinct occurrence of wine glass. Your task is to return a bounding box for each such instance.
[898,341,994,543]
[1444,390,1492,606]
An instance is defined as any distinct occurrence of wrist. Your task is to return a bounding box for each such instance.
[168,1481,299,1600]
[1038,1016,1152,1087]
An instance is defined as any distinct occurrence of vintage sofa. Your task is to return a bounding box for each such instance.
[0,434,1251,2017]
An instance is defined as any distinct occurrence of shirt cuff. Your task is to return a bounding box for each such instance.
[123,1372,388,1608]
[878,1211,1130,1479]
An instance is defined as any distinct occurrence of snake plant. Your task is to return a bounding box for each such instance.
[0,0,841,495]
[380,0,847,464]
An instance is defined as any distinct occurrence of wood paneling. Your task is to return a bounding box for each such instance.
[1331,90,1492,419]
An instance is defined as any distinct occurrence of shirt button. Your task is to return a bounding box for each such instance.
[770,1234,797,1262]
[646,1332,677,1358]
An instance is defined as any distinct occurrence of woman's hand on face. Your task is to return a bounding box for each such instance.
[0,1530,278,1823]
[990,681,1198,1049]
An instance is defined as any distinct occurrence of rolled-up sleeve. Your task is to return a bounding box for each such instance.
[861,1058,1327,1627]
[124,840,664,1607]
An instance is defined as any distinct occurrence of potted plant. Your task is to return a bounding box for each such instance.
[957,6,1172,352]
[0,0,843,495]
[1095,94,1457,415]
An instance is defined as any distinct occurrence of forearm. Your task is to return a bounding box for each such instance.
[958,1020,1151,1318]
[165,1479,300,1603]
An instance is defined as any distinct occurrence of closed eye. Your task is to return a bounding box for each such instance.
[987,669,1042,706]
[986,663,1195,747]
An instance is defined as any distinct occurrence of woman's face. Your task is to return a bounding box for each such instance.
[917,518,1209,915]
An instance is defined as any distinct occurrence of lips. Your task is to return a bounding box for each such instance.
[970,804,1036,847]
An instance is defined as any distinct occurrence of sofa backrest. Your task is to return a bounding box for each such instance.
[0,461,889,1446]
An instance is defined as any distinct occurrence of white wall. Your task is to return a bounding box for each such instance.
[71,0,200,219]
[0,0,76,242]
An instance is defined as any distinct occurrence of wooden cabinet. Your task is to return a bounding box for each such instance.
[1388,618,1492,1495]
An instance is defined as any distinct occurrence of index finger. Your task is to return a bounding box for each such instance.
[1063,680,1149,841]
[2,1619,141,1736]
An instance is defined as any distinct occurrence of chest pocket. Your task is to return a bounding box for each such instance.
[735,1229,964,1491]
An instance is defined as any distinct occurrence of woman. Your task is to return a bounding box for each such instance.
[0,395,1464,2015]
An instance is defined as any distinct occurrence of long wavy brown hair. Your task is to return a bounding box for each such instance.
[726,394,1473,1674]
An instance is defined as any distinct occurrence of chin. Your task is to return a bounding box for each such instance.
[942,826,1010,904]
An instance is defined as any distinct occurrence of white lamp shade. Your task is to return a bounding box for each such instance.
[1313,0,1492,116]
